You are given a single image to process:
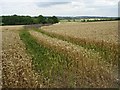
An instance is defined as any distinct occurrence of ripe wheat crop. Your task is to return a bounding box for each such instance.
[28,29,118,88]
[2,21,119,88]
[41,21,119,67]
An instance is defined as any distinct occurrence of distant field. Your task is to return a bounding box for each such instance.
[2,21,119,88]
[42,21,118,44]
[1,25,24,31]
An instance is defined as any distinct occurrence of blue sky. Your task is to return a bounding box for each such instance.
[0,0,119,17]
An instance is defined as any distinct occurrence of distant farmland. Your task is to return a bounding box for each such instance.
[42,21,118,44]
[2,21,119,88]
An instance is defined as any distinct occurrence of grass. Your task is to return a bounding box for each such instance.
[19,29,77,87]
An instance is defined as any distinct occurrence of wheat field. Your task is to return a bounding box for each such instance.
[1,21,119,88]
[42,21,118,44]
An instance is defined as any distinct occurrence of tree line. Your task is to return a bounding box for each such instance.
[2,15,59,25]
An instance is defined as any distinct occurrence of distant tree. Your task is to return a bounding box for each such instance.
[115,18,120,20]
[68,19,71,22]
[51,16,59,23]
[38,15,46,24]
[33,18,39,24]
[73,19,75,22]
[81,19,85,22]
[2,15,59,25]
[46,17,54,24]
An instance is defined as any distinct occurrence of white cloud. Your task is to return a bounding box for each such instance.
[1,0,34,2]
[0,0,119,16]
[36,2,71,7]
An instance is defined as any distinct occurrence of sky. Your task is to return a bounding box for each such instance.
[0,0,119,17]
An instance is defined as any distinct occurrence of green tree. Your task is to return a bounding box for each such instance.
[2,15,59,25]
[38,15,46,24]
[46,17,54,24]
[51,16,59,23]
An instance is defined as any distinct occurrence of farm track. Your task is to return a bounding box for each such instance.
[29,30,118,88]
[2,29,43,88]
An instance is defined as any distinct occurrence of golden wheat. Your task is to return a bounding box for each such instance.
[2,28,43,88]
[29,30,118,88]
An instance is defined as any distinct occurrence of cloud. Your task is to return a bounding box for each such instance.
[35,0,71,2]
[1,0,34,2]
[36,2,71,7]
[0,0,119,17]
